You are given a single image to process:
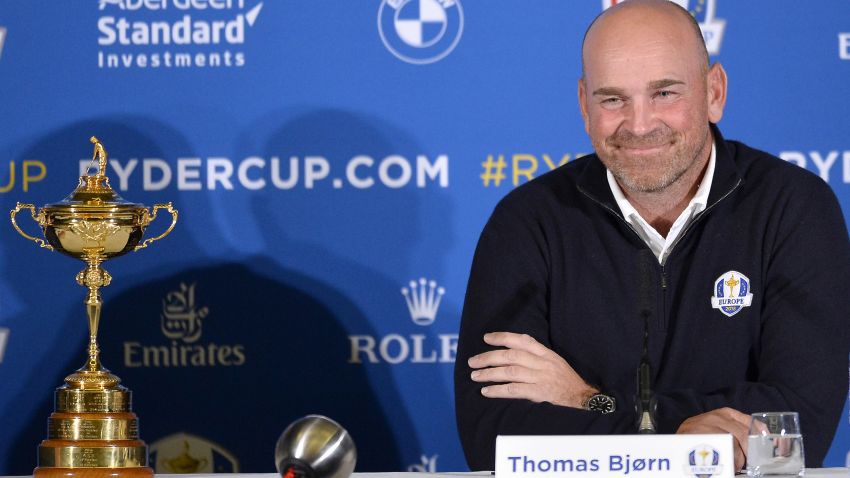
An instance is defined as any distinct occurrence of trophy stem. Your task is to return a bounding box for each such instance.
[86,285,102,372]
[66,248,118,390]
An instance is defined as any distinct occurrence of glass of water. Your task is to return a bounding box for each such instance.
[746,412,804,476]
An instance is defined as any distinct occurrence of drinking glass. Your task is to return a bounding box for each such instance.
[746,412,804,476]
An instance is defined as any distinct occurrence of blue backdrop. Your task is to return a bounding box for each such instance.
[0,0,848,474]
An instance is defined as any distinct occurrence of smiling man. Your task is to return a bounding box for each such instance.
[455,0,850,472]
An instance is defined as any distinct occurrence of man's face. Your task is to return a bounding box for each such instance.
[579,10,723,194]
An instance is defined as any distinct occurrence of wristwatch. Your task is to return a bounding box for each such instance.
[583,393,616,414]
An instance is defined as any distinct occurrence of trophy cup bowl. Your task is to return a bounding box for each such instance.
[10,137,178,478]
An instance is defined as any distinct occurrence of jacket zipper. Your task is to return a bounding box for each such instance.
[579,177,742,277]
[578,177,744,328]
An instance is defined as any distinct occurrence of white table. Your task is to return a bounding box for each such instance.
[6,472,849,478]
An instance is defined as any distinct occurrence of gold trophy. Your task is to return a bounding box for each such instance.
[10,137,178,478]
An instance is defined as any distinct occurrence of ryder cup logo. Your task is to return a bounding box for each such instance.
[378,0,464,65]
[602,0,726,54]
[684,445,722,478]
[402,278,445,326]
[710,271,754,318]
[150,432,239,473]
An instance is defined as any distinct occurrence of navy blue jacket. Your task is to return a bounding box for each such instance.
[455,126,850,470]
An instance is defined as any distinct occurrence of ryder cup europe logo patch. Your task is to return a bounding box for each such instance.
[710,271,753,317]
[378,0,464,65]
[685,445,722,478]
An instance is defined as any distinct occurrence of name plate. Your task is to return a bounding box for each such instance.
[496,434,733,478]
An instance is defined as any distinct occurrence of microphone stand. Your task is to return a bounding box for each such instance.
[637,312,656,434]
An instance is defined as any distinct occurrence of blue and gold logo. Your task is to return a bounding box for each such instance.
[378,0,464,65]
[710,271,754,318]
[684,445,723,478]
[150,432,239,473]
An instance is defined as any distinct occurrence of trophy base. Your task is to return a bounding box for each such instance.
[34,466,154,478]
[36,386,153,478]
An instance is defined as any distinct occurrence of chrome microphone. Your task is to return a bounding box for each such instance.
[275,415,357,478]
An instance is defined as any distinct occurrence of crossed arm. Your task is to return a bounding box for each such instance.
[467,331,752,471]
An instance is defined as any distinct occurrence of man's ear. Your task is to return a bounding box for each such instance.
[706,62,728,124]
[578,78,590,134]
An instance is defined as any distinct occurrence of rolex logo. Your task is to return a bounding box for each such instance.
[401,278,445,326]
[348,278,456,364]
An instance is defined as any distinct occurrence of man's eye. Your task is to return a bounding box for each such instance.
[600,97,623,109]
[655,90,678,101]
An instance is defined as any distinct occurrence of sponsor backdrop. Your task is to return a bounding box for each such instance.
[0,0,849,474]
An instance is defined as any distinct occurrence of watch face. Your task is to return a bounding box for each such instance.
[588,394,615,414]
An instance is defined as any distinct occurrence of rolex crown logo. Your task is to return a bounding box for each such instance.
[401,278,445,326]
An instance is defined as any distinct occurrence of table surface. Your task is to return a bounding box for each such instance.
[6,470,848,478]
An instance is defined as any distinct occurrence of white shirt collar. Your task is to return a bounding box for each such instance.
[606,142,716,264]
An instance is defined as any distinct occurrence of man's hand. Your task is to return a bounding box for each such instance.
[468,332,597,408]
[677,407,752,471]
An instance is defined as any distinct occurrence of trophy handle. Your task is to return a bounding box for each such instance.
[10,203,53,251]
[135,203,178,250]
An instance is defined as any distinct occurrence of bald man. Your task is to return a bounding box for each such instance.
[455,0,850,472]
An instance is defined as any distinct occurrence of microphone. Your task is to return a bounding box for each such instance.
[635,251,656,434]
[275,415,357,478]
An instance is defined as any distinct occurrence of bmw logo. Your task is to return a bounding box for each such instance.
[378,0,464,65]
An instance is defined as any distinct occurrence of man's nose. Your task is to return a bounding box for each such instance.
[624,98,657,136]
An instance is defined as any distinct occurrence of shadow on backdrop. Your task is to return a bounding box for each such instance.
[234,107,458,468]
[99,259,404,472]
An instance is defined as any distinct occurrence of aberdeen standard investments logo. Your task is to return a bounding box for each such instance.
[603,0,725,55]
[378,0,464,65]
[348,278,456,364]
[97,0,263,69]
[123,282,246,367]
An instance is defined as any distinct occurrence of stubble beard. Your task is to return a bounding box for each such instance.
[596,124,709,194]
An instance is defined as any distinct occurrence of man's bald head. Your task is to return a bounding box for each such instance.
[581,0,709,79]
[576,0,728,197]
